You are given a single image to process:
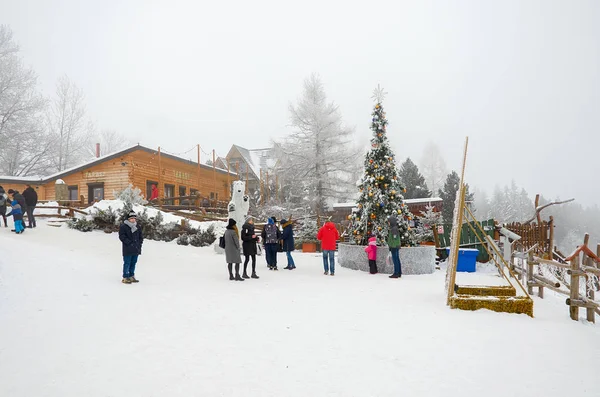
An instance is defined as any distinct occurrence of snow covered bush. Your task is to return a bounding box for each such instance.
[295,218,318,244]
[415,205,442,243]
[114,184,147,207]
[67,218,95,232]
[177,234,189,246]
[91,206,119,232]
[189,225,216,247]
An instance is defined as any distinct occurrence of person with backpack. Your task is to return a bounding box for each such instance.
[7,189,27,215]
[0,186,8,227]
[261,217,281,270]
[119,211,144,284]
[317,221,339,276]
[22,184,38,228]
[387,215,402,278]
[281,218,296,270]
[224,218,244,281]
[241,218,260,279]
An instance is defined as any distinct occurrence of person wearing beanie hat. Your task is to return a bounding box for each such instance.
[261,216,281,270]
[118,210,144,284]
[224,218,244,281]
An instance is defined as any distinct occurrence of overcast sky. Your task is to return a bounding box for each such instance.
[2,0,599,206]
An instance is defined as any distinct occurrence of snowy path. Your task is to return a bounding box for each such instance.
[1,223,599,397]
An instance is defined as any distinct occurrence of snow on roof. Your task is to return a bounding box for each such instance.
[404,197,443,204]
[0,175,44,182]
[232,145,275,178]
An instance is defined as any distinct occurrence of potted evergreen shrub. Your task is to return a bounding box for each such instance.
[296,218,318,252]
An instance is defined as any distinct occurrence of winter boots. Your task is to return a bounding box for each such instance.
[122,277,132,284]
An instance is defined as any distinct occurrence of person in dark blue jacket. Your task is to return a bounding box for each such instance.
[281,218,296,270]
[118,210,144,284]
[6,199,25,234]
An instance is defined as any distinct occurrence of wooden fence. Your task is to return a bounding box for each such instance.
[505,217,554,257]
[435,219,496,262]
[511,233,600,323]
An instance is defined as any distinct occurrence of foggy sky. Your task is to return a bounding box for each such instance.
[2,0,599,206]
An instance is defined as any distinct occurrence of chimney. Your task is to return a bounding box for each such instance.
[95,143,100,158]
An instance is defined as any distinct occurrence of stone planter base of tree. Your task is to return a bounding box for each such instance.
[338,244,436,275]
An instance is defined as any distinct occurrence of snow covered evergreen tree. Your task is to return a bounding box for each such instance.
[415,204,442,243]
[276,74,358,215]
[348,86,415,246]
[438,171,473,227]
[398,157,430,199]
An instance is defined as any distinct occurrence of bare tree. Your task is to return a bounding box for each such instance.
[419,142,447,197]
[0,25,50,176]
[47,75,93,171]
[276,74,358,214]
[87,129,131,157]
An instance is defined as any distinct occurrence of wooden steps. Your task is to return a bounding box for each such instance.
[451,284,533,317]
[455,285,516,297]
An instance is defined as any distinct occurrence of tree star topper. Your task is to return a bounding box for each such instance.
[371,84,388,104]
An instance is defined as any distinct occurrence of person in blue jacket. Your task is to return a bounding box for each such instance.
[119,210,144,284]
[281,218,296,270]
[6,199,25,234]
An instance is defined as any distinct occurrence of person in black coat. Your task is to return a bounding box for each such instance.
[0,186,8,227]
[281,218,296,270]
[118,210,144,284]
[22,185,38,228]
[7,189,27,211]
[241,218,260,279]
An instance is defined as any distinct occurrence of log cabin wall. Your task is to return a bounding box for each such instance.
[0,181,46,199]
[1,146,236,205]
[44,158,130,203]
[128,149,232,202]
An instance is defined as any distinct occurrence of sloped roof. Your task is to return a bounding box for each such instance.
[228,144,276,179]
[0,144,236,185]
[332,197,443,209]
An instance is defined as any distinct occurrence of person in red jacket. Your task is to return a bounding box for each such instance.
[317,221,339,276]
[150,184,159,201]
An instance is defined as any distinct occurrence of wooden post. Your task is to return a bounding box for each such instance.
[158,146,163,209]
[266,171,269,204]
[569,254,581,321]
[584,254,595,323]
[260,169,263,205]
[197,144,201,193]
[549,216,554,259]
[212,150,216,207]
[527,251,535,295]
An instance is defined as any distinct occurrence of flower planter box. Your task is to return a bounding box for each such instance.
[302,242,317,253]
[338,243,435,275]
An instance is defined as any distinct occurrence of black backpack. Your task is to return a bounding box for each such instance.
[0,195,5,207]
[219,235,226,249]
[264,224,279,244]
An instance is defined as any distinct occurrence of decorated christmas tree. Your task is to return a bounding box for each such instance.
[348,86,416,246]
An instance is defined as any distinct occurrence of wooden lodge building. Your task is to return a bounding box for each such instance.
[0,145,236,205]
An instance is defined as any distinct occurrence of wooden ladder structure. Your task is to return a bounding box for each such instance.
[445,137,533,317]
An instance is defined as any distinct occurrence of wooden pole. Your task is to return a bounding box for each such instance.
[158,146,163,209]
[569,254,580,321]
[260,169,263,205]
[227,161,230,198]
[527,250,535,295]
[197,144,201,193]
[266,171,269,204]
[212,149,216,206]
[549,216,555,259]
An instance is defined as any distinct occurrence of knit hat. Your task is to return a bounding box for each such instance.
[127,210,137,219]
[7,189,15,194]
[227,218,236,227]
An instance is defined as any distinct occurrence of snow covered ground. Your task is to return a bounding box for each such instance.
[1,222,599,397]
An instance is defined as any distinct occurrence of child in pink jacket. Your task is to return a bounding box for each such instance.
[364,236,378,274]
